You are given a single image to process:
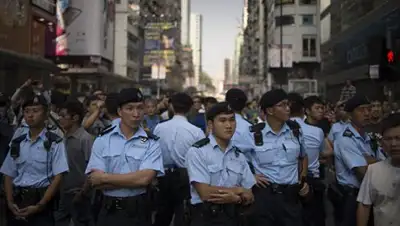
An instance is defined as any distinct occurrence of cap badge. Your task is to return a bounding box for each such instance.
[33,97,39,104]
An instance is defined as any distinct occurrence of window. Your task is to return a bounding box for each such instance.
[302,35,317,57]
[302,15,314,25]
[275,15,295,26]
[275,0,295,5]
[299,0,317,4]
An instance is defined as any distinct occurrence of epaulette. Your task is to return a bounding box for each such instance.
[249,122,265,132]
[46,131,63,143]
[159,118,171,124]
[342,129,354,137]
[192,137,210,148]
[243,117,254,125]
[11,134,27,144]
[143,130,160,141]
[99,125,115,136]
[286,120,301,138]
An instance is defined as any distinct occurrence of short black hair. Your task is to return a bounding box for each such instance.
[287,92,304,115]
[304,96,324,110]
[60,99,85,124]
[170,92,193,114]
[105,93,119,116]
[204,97,218,105]
[381,113,400,134]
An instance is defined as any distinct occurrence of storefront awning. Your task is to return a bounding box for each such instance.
[0,48,59,71]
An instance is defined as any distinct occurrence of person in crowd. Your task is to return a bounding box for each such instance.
[304,96,330,136]
[85,88,164,226]
[82,95,107,136]
[332,94,385,226]
[1,95,69,226]
[328,100,349,143]
[357,113,400,226]
[56,99,94,226]
[246,89,309,226]
[153,93,205,226]
[365,97,383,134]
[143,98,161,132]
[188,96,206,132]
[203,96,218,112]
[340,80,356,101]
[186,102,255,226]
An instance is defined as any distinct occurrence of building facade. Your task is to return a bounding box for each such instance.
[181,0,190,46]
[271,0,319,85]
[190,13,202,87]
[114,0,141,81]
[319,0,400,100]
[0,0,58,94]
[224,58,231,83]
[232,32,243,85]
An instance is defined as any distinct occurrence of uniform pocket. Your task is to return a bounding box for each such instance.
[125,152,143,172]
[254,147,276,166]
[101,153,121,173]
[225,161,243,186]
[285,144,300,163]
[207,164,223,185]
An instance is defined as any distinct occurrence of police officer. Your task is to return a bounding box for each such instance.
[333,94,385,226]
[153,92,205,226]
[85,88,164,226]
[226,89,254,151]
[245,89,309,226]
[288,92,330,226]
[186,102,255,226]
[0,94,69,226]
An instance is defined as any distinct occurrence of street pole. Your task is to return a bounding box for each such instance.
[156,21,161,99]
[279,2,283,89]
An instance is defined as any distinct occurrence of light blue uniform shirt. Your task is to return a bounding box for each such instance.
[85,124,164,197]
[153,115,205,168]
[111,118,120,126]
[328,121,348,142]
[246,121,307,185]
[0,130,69,188]
[292,117,324,178]
[232,113,254,153]
[186,135,256,204]
[334,124,378,188]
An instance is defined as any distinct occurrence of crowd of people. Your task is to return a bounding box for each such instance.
[0,79,399,226]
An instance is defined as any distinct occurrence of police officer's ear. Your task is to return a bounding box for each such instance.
[265,107,274,116]
[207,119,214,132]
[117,107,122,117]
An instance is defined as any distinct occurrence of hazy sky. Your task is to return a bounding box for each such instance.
[191,0,244,80]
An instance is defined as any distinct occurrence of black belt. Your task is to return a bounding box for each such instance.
[338,184,359,196]
[103,193,147,210]
[264,183,300,194]
[13,186,49,208]
[191,202,238,216]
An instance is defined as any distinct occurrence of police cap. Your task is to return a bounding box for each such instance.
[206,102,234,121]
[344,94,370,112]
[259,89,288,110]
[22,94,48,109]
[118,88,144,106]
[225,88,247,111]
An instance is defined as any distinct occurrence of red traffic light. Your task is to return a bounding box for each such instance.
[387,50,395,63]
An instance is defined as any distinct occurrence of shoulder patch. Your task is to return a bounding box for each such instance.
[46,131,63,143]
[286,120,301,138]
[249,122,265,132]
[99,125,115,136]
[243,117,254,125]
[12,134,26,144]
[144,131,160,141]
[192,137,210,148]
[342,129,354,137]
[159,118,171,124]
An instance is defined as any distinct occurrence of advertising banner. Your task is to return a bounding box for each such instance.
[143,22,177,69]
[55,0,114,60]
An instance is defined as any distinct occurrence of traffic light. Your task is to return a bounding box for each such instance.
[379,40,400,81]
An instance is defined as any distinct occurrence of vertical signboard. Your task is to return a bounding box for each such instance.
[144,22,177,70]
[55,0,114,60]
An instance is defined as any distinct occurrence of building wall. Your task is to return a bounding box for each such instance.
[181,0,190,46]
[273,2,319,63]
[232,32,243,84]
[224,58,231,83]
[190,13,202,87]
[114,0,140,80]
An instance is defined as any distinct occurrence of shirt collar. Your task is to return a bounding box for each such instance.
[112,118,120,126]
[347,123,370,141]
[264,120,290,135]
[26,129,47,142]
[173,115,187,121]
[208,134,234,152]
[113,123,147,140]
